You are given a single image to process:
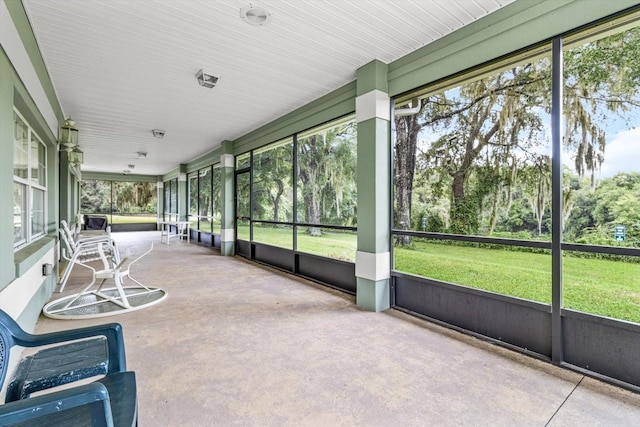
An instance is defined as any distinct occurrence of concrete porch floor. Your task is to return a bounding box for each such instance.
[34,231,640,426]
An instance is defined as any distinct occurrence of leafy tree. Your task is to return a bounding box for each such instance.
[394,25,640,244]
[297,122,356,235]
[253,142,293,222]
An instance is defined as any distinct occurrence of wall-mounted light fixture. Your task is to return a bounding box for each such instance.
[196,69,218,88]
[68,147,84,167]
[60,118,79,152]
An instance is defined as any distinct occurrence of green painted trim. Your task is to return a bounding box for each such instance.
[186,149,222,173]
[356,118,390,253]
[162,168,180,181]
[1,49,60,289]
[0,52,16,288]
[221,140,233,154]
[356,277,390,312]
[220,241,234,256]
[356,60,388,96]
[4,0,64,120]
[13,235,55,278]
[233,81,356,154]
[81,172,160,183]
[388,0,640,97]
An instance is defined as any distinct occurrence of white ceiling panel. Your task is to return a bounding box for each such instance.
[22,0,514,175]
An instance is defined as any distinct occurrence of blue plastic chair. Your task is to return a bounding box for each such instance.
[0,310,137,426]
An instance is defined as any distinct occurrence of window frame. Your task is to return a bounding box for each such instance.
[13,109,47,250]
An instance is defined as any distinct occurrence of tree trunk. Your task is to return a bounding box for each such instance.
[394,114,420,246]
[304,193,321,236]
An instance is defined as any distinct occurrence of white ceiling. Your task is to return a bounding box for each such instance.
[23,0,514,176]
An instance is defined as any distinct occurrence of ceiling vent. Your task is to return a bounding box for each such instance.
[240,4,272,26]
[196,69,219,88]
[152,129,165,138]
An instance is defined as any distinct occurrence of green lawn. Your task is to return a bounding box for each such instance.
[395,241,640,324]
[110,214,157,224]
[244,224,357,261]
[156,222,639,323]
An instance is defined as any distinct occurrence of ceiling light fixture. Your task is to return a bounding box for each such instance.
[196,69,219,88]
[240,4,272,26]
[128,164,135,169]
[136,151,148,158]
[152,129,165,138]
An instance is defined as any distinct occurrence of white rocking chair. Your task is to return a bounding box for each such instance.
[58,220,120,293]
[44,243,167,319]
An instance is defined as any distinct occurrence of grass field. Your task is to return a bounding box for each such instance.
[394,240,640,324]
[109,214,157,224]
[239,225,640,323]
[248,224,357,261]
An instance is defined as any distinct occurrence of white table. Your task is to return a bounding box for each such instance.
[158,221,190,244]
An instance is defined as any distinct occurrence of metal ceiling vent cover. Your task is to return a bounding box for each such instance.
[240,4,272,26]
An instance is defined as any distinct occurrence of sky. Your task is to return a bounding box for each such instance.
[597,127,640,179]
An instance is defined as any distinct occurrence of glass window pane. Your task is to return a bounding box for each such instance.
[13,182,26,246]
[392,45,552,303]
[297,118,357,227]
[253,139,293,222]
[30,139,40,185]
[237,219,250,241]
[563,251,640,323]
[236,152,250,170]
[31,188,45,237]
[164,181,171,218]
[253,223,293,249]
[236,172,250,219]
[13,113,29,179]
[394,48,552,239]
[561,22,640,323]
[37,140,46,187]
[394,237,551,303]
[562,25,640,248]
[189,172,198,221]
[198,168,212,226]
[81,180,111,215]
[170,179,177,219]
[296,226,357,262]
[111,181,157,224]
[212,165,221,235]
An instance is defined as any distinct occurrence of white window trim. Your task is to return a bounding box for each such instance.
[13,109,47,250]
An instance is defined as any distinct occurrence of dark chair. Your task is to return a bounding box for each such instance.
[85,214,109,231]
[0,310,137,426]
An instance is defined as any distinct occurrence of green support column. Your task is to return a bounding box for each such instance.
[355,60,391,312]
[178,164,188,222]
[156,178,164,228]
[59,151,71,225]
[220,140,235,256]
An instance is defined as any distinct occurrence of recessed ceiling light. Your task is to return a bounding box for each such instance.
[240,4,272,26]
[196,69,219,88]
